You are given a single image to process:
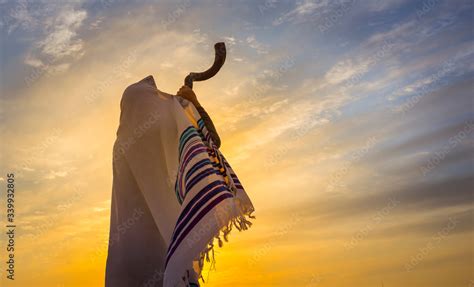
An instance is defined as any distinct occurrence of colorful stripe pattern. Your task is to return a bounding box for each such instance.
[163,105,254,287]
[167,118,245,270]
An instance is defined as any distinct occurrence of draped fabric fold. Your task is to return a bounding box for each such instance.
[106,76,255,287]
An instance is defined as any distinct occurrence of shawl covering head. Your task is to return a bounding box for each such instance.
[106,75,255,287]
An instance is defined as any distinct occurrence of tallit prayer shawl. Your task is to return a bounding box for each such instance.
[106,76,255,287]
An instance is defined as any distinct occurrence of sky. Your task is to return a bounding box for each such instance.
[0,0,473,286]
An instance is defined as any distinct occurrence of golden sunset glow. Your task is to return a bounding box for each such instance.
[1,1,473,287]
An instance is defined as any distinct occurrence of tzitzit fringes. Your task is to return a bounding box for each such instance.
[222,220,233,242]
[231,214,253,231]
[195,210,255,284]
[248,209,256,219]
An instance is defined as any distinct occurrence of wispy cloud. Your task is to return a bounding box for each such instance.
[273,0,330,26]
[246,35,269,54]
[36,7,87,60]
[0,1,472,286]
[2,1,88,73]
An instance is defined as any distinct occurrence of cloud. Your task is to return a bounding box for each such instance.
[246,35,269,54]
[0,1,473,286]
[93,207,108,212]
[37,8,87,59]
[273,0,330,26]
[223,36,236,46]
[273,0,407,27]
[365,0,407,12]
[8,1,89,73]
[324,59,369,85]
[1,0,37,34]
[44,170,69,180]
[285,174,473,225]
[88,16,104,30]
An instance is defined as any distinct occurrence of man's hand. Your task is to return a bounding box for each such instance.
[176,86,201,108]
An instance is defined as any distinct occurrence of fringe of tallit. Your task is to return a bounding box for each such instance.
[196,208,255,284]
[191,122,255,285]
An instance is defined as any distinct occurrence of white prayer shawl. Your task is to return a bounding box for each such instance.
[106,76,254,287]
